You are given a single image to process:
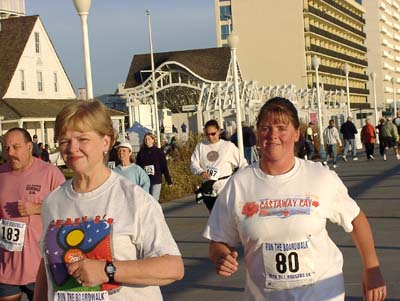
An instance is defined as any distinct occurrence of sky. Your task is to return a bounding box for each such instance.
[26,1,217,96]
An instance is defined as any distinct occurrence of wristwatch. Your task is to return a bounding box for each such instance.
[104,261,116,283]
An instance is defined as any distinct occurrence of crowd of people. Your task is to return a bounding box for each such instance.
[303,113,400,168]
[31,134,51,163]
[0,98,394,301]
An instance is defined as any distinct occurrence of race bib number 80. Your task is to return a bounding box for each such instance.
[262,239,315,290]
[0,219,26,252]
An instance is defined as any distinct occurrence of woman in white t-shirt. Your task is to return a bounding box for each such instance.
[203,97,386,301]
[190,119,247,212]
[34,101,183,301]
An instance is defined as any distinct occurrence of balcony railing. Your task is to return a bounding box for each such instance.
[307,6,366,38]
[313,83,369,95]
[318,64,369,80]
[321,0,365,24]
[308,25,367,52]
[309,44,368,66]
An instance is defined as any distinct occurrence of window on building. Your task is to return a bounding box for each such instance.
[34,32,40,53]
[20,70,25,91]
[53,72,58,92]
[220,6,231,21]
[221,25,231,40]
[37,71,43,92]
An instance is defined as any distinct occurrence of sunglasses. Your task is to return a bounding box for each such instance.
[205,132,218,137]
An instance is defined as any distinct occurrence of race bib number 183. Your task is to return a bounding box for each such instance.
[0,219,26,252]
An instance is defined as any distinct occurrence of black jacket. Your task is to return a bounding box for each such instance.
[340,121,357,139]
[136,146,172,185]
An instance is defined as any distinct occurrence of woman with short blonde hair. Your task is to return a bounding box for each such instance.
[34,100,183,301]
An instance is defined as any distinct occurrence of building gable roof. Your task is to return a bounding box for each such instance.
[3,98,78,118]
[0,15,38,99]
[1,98,125,120]
[125,47,231,89]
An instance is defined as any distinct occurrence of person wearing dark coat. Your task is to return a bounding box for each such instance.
[136,133,173,201]
[40,144,51,163]
[242,122,257,164]
[340,116,358,161]
[32,134,40,158]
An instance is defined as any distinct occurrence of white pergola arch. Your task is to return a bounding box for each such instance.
[125,56,348,133]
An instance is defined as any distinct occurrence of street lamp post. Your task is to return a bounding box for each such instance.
[370,72,378,125]
[146,10,161,148]
[73,0,94,100]
[391,77,397,117]
[311,55,325,158]
[343,63,351,118]
[228,33,244,157]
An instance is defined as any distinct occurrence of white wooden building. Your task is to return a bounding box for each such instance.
[0,15,125,148]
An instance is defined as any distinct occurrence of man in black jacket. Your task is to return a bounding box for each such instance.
[340,116,358,161]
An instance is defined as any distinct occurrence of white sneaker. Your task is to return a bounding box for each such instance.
[342,156,347,162]
[323,161,327,166]
[397,154,400,160]
[383,154,387,161]
[353,157,358,161]
[370,155,375,160]
[333,164,337,168]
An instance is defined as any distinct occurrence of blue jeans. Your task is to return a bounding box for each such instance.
[343,139,356,158]
[244,147,254,164]
[325,144,337,164]
[150,184,162,201]
[0,282,34,300]
[305,141,314,159]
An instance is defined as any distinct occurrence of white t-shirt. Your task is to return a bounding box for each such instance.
[203,158,360,301]
[190,139,247,193]
[41,171,181,301]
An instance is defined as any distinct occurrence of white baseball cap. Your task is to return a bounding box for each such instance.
[115,142,132,152]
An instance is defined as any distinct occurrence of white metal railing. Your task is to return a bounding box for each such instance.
[125,54,350,132]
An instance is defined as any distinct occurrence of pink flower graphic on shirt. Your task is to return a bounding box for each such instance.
[242,202,259,218]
